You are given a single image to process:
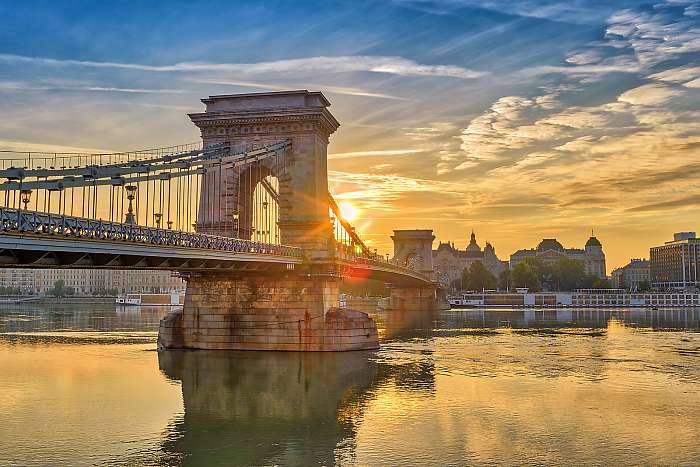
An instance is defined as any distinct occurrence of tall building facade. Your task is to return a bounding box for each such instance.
[433,231,507,286]
[611,259,650,290]
[650,232,700,290]
[509,235,606,278]
[0,268,185,295]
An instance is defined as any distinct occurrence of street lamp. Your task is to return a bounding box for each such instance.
[125,185,137,224]
[154,213,162,229]
[20,189,32,210]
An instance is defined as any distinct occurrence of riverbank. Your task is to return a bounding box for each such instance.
[0,296,116,305]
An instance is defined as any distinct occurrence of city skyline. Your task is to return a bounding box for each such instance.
[0,1,699,269]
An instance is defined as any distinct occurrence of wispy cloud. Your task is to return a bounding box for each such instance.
[0,139,111,154]
[329,149,425,159]
[189,78,408,100]
[0,53,485,80]
[618,84,682,106]
[0,80,184,94]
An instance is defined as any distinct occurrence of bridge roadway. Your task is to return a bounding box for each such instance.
[0,207,432,286]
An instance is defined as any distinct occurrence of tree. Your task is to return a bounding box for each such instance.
[461,261,496,291]
[638,280,650,292]
[552,257,585,291]
[47,280,66,297]
[580,274,611,290]
[498,269,511,292]
[511,260,541,291]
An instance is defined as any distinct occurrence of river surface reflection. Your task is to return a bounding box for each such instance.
[1,305,699,466]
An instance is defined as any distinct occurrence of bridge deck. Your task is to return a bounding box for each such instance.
[0,208,301,271]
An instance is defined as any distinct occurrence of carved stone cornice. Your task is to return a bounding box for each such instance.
[189,107,339,139]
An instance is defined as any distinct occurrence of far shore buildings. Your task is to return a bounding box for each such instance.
[611,259,650,290]
[650,232,700,290]
[509,235,607,278]
[0,268,184,295]
[433,231,507,285]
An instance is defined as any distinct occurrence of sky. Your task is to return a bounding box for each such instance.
[0,0,699,270]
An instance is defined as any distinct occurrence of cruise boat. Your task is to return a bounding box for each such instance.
[116,292,184,306]
[449,294,485,309]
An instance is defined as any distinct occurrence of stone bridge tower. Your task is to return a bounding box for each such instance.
[159,91,380,352]
[391,229,435,279]
[188,90,339,256]
[388,230,443,311]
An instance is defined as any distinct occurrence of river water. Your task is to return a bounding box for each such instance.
[1,305,699,466]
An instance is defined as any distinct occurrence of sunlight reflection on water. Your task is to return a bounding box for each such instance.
[1,305,699,466]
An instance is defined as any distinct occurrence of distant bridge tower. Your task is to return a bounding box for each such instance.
[391,229,435,279]
[189,91,339,256]
[388,229,441,311]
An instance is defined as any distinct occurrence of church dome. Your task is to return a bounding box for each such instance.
[466,231,481,252]
[586,236,602,248]
[537,238,564,252]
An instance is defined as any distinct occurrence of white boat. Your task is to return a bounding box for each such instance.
[116,292,184,306]
[449,294,485,309]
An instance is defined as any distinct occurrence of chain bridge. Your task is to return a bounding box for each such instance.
[0,90,444,351]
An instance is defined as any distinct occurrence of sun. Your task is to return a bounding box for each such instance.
[339,202,359,222]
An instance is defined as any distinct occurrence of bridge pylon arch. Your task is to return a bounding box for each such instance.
[189,90,339,257]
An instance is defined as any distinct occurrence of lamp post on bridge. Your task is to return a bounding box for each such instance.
[125,185,137,225]
[20,189,32,210]
[154,213,163,229]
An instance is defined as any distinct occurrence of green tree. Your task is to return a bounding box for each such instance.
[461,261,497,291]
[47,279,66,297]
[498,269,511,291]
[552,257,585,291]
[637,280,650,292]
[580,275,612,290]
[511,261,541,291]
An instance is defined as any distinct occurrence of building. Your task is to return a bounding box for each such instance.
[509,235,606,278]
[0,268,185,295]
[611,259,650,290]
[433,231,507,286]
[650,232,700,290]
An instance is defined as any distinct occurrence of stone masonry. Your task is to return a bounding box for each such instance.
[159,274,378,351]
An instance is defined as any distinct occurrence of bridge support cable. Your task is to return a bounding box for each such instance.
[0,140,290,244]
[328,192,375,259]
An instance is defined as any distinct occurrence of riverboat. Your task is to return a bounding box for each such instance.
[116,292,184,306]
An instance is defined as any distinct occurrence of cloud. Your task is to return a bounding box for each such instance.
[0,53,485,80]
[627,195,700,213]
[328,149,425,159]
[520,2,700,83]
[523,58,642,78]
[393,0,628,24]
[0,139,111,154]
[188,78,408,100]
[649,65,700,84]
[452,93,572,170]
[0,80,183,94]
[617,83,683,106]
[605,5,700,66]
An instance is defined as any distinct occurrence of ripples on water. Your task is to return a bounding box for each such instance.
[1,305,699,466]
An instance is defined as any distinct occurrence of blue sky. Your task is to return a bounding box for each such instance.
[0,0,699,267]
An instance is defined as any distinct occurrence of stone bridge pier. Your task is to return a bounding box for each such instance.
[159,90,378,352]
[159,274,378,351]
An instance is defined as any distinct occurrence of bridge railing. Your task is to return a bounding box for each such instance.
[334,242,432,282]
[0,208,302,259]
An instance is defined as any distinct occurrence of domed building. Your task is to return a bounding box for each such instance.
[509,234,606,278]
[433,231,507,286]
